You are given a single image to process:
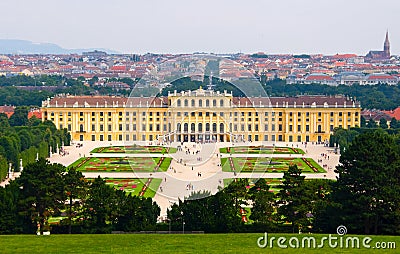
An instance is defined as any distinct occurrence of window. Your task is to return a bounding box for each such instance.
[271,125,275,131]
[142,124,146,131]
[306,125,310,131]
[255,124,259,131]
[91,112,95,116]
[206,100,210,107]
[278,124,282,131]
[191,99,195,107]
[100,124,104,131]
[213,100,217,107]
[248,124,252,131]
[100,135,103,141]
[264,135,268,141]
[126,135,130,141]
[184,99,188,107]
[108,112,112,117]
[91,135,95,141]
[298,125,301,132]
[264,124,268,131]
[177,100,181,107]
[126,124,130,131]
[92,124,95,131]
[79,112,83,117]
[289,125,292,131]
[119,124,123,131]
[108,135,112,141]
[108,124,112,131]
[220,99,224,107]
[199,100,203,107]
[133,124,136,131]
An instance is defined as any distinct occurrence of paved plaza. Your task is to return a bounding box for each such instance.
[42,140,340,217]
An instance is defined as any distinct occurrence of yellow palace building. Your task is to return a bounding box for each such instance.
[41,88,361,143]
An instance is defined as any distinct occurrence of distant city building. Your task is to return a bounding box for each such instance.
[366,31,390,59]
[82,50,108,58]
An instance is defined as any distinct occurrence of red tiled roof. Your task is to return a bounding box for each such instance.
[383,107,400,120]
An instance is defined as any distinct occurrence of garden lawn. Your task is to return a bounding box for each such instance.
[104,178,147,196]
[222,157,325,173]
[220,146,305,154]
[143,178,162,198]
[0,234,397,254]
[73,157,171,172]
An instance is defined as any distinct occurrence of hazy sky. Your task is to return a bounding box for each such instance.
[0,0,399,55]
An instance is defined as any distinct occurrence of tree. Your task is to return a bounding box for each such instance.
[82,177,118,233]
[277,164,312,233]
[9,106,28,126]
[390,117,400,129]
[17,158,66,234]
[0,113,10,129]
[366,119,378,128]
[333,130,400,234]
[248,179,275,225]
[379,118,388,129]
[62,168,88,234]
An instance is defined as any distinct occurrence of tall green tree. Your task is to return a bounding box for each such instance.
[333,130,400,234]
[82,177,118,233]
[379,118,388,129]
[62,168,88,234]
[17,158,66,234]
[248,179,275,225]
[277,164,312,233]
[9,106,28,126]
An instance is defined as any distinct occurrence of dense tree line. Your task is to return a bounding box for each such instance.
[0,108,70,181]
[0,75,137,106]
[0,159,160,234]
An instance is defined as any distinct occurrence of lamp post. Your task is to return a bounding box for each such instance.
[181,211,185,234]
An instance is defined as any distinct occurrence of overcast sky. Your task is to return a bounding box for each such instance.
[0,0,399,55]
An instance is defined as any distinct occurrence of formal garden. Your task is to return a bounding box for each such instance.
[221,157,325,173]
[91,145,177,154]
[103,178,161,198]
[70,156,172,172]
[220,146,305,154]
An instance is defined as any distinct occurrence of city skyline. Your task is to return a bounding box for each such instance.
[0,0,399,55]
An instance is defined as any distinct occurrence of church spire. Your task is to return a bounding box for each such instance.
[384,30,390,58]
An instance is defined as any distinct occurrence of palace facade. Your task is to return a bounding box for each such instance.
[41,88,361,143]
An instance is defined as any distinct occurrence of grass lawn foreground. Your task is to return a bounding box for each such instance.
[0,234,397,253]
